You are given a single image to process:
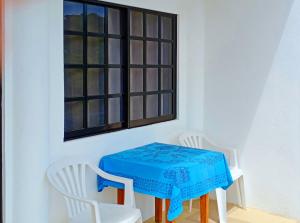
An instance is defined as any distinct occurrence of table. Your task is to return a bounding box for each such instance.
[98,143,233,223]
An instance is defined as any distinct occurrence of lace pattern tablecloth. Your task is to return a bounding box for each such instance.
[98,143,233,221]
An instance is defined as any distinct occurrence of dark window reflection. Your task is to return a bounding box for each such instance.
[87,5,105,33]
[161,16,172,40]
[146,68,158,91]
[161,93,172,115]
[64,1,83,32]
[161,42,172,65]
[146,95,158,118]
[88,37,104,64]
[88,99,105,128]
[130,11,143,37]
[130,68,143,93]
[64,35,83,64]
[146,14,158,38]
[108,8,120,35]
[161,68,172,90]
[109,97,121,124]
[87,68,105,96]
[130,96,143,120]
[64,69,83,98]
[65,101,83,131]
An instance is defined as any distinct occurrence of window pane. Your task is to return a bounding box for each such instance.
[108,68,121,94]
[161,93,172,115]
[65,101,83,132]
[87,68,104,96]
[64,1,83,32]
[64,69,83,98]
[146,41,158,65]
[146,14,158,38]
[161,42,172,65]
[64,35,83,64]
[88,99,105,128]
[108,38,121,64]
[161,16,172,40]
[146,94,158,118]
[130,68,143,93]
[108,8,120,35]
[87,5,105,33]
[109,97,121,124]
[130,40,143,65]
[161,68,172,90]
[130,11,143,37]
[88,37,104,64]
[146,68,158,91]
[130,96,143,120]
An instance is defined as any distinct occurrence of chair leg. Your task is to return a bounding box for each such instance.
[137,216,143,223]
[216,188,227,223]
[237,176,246,209]
[189,199,193,212]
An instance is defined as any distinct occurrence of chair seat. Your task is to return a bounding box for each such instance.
[71,203,142,223]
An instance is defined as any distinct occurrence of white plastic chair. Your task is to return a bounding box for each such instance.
[47,157,142,223]
[179,132,246,223]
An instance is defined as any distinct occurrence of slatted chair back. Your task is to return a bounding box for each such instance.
[47,157,90,219]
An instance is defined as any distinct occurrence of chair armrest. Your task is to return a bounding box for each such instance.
[201,135,240,169]
[89,165,136,208]
[216,147,239,169]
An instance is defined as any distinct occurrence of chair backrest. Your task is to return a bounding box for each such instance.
[179,132,204,148]
[47,157,90,219]
[179,132,238,168]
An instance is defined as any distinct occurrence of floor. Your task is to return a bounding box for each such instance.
[144,200,299,223]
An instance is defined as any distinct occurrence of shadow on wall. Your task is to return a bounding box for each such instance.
[203,0,300,220]
[203,0,294,149]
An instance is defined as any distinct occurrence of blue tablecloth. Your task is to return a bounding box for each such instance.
[98,143,233,221]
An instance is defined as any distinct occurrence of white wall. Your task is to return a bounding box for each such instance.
[4,1,50,223]
[204,0,300,220]
[4,0,205,223]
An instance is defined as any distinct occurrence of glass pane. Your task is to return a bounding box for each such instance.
[161,68,172,90]
[64,1,83,32]
[130,68,143,93]
[87,5,105,33]
[65,101,83,132]
[87,68,104,96]
[108,8,120,35]
[64,69,83,98]
[109,97,121,124]
[161,16,172,40]
[130,11,143,37]
[146,41,158,65]
[109,69,121,94]
[130,96,143,121]
[146,94,158,118]
[161,42,172,65]
[64,35,83,64]
[130,40,143,65]
[146,68,158,91]
[161,93,172,115]
[108,38,121,64]
[88,37,104,64]
[146,14,158,38]
[88,99,105,128]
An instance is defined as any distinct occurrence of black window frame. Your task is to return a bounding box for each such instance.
[64,0,177,141]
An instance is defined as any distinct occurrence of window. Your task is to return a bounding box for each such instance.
[64,0,177,140]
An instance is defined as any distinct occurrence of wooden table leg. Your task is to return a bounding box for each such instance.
[200,194,209,223]
[165,199,175,223]
[117,189,125,205]
[155,197,163,223]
